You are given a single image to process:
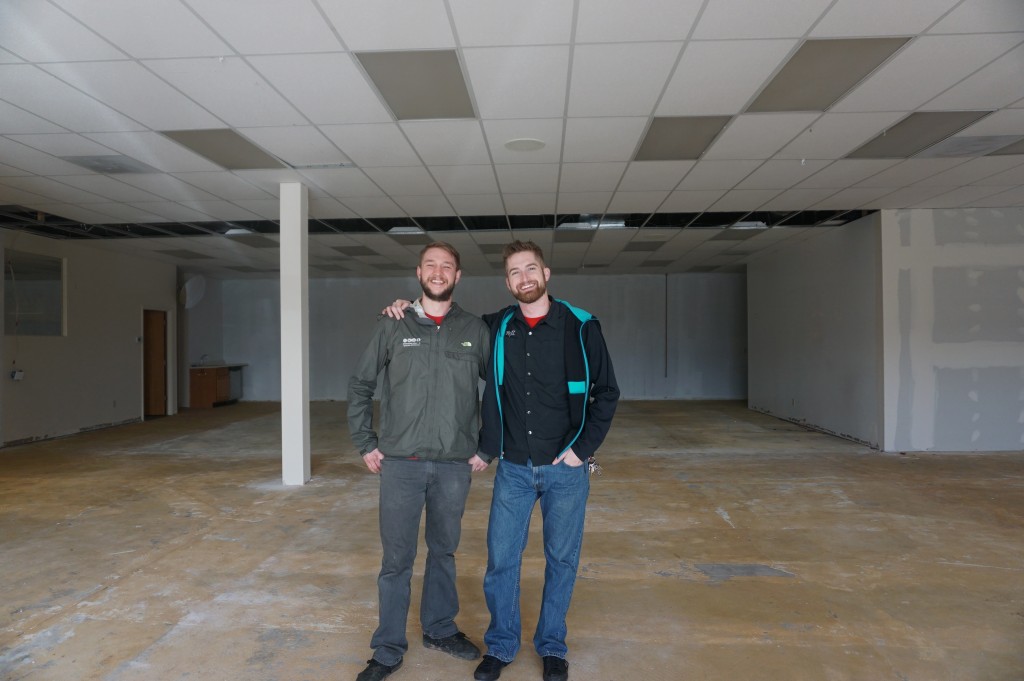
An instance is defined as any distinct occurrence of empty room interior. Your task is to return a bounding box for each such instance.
[2,1,1023,680]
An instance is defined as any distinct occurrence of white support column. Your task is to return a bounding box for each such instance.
[279,182,311,485]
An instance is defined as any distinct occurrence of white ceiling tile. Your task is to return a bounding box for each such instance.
[238,126,349,167]
[913,157,1024,187]
[503,193,556,214]
[430,165,499,195]
[342,196,406,217]
[363,167,441,196]
[811,0,961,37]
[736,159,831,189]
[930,0,1024,33]
[617,161,693,191]
[0,47,22,63]
[464,47,570,119]
[569,43,681,117]
[704,114,818,160]
[833,34,1024,112]
[812,186,894,208]
[449,194,504,215]
[709,189,780,211]
[559,163,628,192]
[0,137,93,174]
[0,0,125,61]
[145,58,305,127]
[693,0,834,39]
[797,159,901,188]
[392,195,456,217]
[449,0,573,46]
[50,0,231,58]
[298,168,384,198]
[969,185,1024,206]
[676,160,762,190]
[321,124,420,167]
[658,39,797,116]
[28,202,121,224]
[114,175,221,202]
[0,64,144,132]
[910,185,1010,208]
[955,108,1024,137]
[232,199,281,219]
[0,183,48,205]
[870,185,951,208]
[41,61,223,131]
[606,191,670,213]
[483,119,564,165]
[5,133,114,156]
[660,190,727,212]
[309,197,358,220]
[854,159,969,187]
[0,175,107,203]
[576,0,703,42]
[169,172,273,200]
[563,118,647,163]
[84,132,221,172]
[926,42,1024,110]
[401,121,491,165]
[49,175,166,202]
[496,164,560,193]
[67,202,163,222]
[0,101,66,134]
[973,161,1024,186]
[223,168,307,196]
[758,187,840,210]
[556,192,612,214]
[187,0,342,54]
[776,112,906,160]
[319,0,455,50]
[181,200,263,221]
[249,54,393,125]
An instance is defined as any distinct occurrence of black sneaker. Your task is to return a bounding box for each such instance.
[422,631,481,660]
[542,656,568,681]
[356,657,402,681]
[473,654,508,681]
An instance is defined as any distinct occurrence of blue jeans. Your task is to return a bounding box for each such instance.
[371,458,472,666]
[482,458,590,662]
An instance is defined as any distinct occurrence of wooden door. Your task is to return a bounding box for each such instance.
[143,310,167,417]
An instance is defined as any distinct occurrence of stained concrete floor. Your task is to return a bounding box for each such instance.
[1,401,1023,681]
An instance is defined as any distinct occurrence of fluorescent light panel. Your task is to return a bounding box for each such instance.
[357,50,475,120]
[60,155,160,173]
[160,129,285,170]
[634,116,731,161]
[748,38,909,113]
[846,111,993,159]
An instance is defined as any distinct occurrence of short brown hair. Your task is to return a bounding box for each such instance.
[420,241,461,271]
[502,240,545,268]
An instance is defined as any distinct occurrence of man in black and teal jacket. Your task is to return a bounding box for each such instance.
[473,240,619,681]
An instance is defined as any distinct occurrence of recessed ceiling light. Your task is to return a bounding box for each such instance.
[504,138,546,152]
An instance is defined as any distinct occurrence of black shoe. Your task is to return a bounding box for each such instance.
[473,655,508,681]
[542,656,569,681]
[422,630,481,660]
[356,657,402,681]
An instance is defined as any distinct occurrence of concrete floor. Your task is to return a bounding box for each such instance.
[1,401,1022,681]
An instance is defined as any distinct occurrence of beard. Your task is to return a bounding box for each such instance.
[511,279,546,304]
[420,276,455,302]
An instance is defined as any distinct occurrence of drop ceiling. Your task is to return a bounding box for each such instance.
[0,0,1022,278]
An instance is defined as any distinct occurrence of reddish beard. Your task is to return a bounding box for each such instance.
[511,279,546,304]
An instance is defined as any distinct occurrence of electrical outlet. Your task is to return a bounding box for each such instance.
[11,370,24,381]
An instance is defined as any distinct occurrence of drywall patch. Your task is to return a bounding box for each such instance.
[934,208,1024,245]
[933,267,1024,342]
[895,269,915,448]
[934,367,1024,451]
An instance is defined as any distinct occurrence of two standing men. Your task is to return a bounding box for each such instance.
[348,240,620,681]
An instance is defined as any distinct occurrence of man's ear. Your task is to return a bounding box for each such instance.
[454,269,462,285]
[543,267,551,282]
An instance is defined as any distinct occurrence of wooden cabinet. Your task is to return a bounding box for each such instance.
[189,366,242,408]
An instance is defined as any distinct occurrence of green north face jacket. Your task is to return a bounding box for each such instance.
[347,301,490,461]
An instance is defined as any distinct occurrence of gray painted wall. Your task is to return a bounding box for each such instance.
[212,272,747,402]
[747,214,881,446]
[881,208,1024,452]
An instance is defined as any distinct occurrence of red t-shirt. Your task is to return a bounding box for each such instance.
[524,315,545,329]
[425,312,444,326]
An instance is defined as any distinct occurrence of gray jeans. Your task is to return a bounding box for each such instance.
[371,457,472,666]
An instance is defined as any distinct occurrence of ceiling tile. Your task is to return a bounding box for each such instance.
[463,47,570,119]
[5,133,114,156]
[758,187,839,210]
[0,136,98,175]
[930,0,1024,33]
[502,193,556,214]
[813,186,894,208]
[238,127,349,167]
[232,199,281,219]
[233,169,316,196]
[0,175,107,203]
[170,172,273,200]
[811,0,961,37]
[556,192,612,214]
[969,185,1024,206]
[776,112,905,159]
[563,118,648,163]
[356,50,474,120]
[606,191,669,213]
[320,124,420,167]
[342,196,406,218]
[448,194,504,215]
[401,120,492,165]
[76,202,163,222]
[495,164,560,194]
[704,114,818,160]
[693,0,834,39]
[112,174,220,202]
[50,0,230,58]
[186,0,342,54]
[364,166,441,196]
[50,175,165,202]
[559,163,628,192]
[429,165,499,194]
[660,189,726,212]
[145,58,305,128]
[617,161,694,191]
[736,159,831,189]
[0,0,126,61]
[677,160,762,190]
[913,157,1024,187]
[309,197,358,220]
[392,195,456,217]
[128,201,216,222]
[483,119,565,165]
[848,111,991,158]
[569,42,682,117]
[910,185,1010,208]
[709,189,780,211]
[319,0,455,50]
[972,162,1024,186]
[0,100,66,134]
[27,202,120,225]
[955,108,1024,137]
[854,158,969,187]
[797,159,901,188]
[658,39,797,116]
[833,34,1024,112]
[86,132,223,173]
[181,200,263,221]
[298,168,384,198]
[575,0,703,42]
[249,54,393,125]
[870,185,951,208]
[926,43,1024,111]
[449,0,573,46]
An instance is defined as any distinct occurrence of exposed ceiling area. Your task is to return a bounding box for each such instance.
[1,0,1023,278]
